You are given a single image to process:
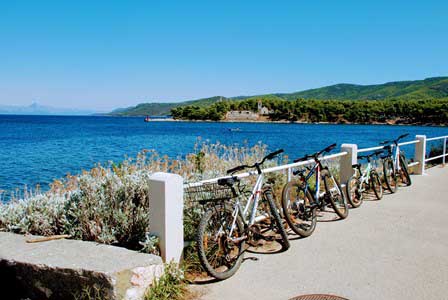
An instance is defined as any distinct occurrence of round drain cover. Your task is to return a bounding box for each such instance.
[290,294,348,300]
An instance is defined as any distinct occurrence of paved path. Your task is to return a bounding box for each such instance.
[193,166,448,300]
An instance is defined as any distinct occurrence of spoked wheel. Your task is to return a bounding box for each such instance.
[370,171,383,200]
[197,205,245,280]
[383,158,397,193]
[323,175,349,219]
[281,181,317,237]
[399,154,412,186]
[346,175,363,208]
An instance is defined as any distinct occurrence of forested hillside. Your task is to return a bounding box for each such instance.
[110,77,448,118]
[171,97,448,125]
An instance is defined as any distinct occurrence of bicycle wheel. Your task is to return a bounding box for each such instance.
[264,189,290,250]
[370,171,383,200]
[197,204,245,280]
[399,154,412,186]
[383,158,397,193]
[281,181,317,237]
[346,174,363,208]
[323,174,349,219]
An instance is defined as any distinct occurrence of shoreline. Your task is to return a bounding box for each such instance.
[136,117,447,127]
[1,114,445,127]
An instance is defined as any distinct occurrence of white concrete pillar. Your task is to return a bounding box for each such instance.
[414,135,426,175]
[340,144,358,184]
[148,172,184,263]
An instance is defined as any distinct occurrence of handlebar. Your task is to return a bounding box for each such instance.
[226,149,284,174]
[292,143,337,163]
[379,133,409,146]
[320,143,337,155]
[226,165,246,174]
[293,155,312,163]
[265,149,284,160]
[398,133,409,140]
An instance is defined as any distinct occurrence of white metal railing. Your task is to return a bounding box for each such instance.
[357,140,420,154]
[184,152,348,188]
[425,135,448,164]
[148,134,448,262]
[357,139,422,171]
[185,134,448,188]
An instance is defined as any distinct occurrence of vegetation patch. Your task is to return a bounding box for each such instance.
[0,141,280,254]
[145,262,188,300]
[171,97,448,125]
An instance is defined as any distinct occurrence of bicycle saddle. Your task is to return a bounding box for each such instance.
[217,177,239,186]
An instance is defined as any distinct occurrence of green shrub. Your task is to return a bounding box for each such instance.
[145,262,186,300]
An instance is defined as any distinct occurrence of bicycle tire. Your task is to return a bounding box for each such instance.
[370,171,383,200]
[197,204,245,280]
[383,158,397,193]
[346,174,363,208]
[323,175,349,219]
[399,154,412,186]
[281,181,317,237]
[264,189,290,250]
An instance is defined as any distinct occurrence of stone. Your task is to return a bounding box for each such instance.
[0,232,163,300]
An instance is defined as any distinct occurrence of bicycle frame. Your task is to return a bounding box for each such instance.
[297,160,340,206]
[301,163,322,202]
[385,143,402,172]
[357,162,373,189]
[228,172,265,237]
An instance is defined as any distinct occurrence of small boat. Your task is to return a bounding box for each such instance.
[144,116,151,122]
[228,128,241,132]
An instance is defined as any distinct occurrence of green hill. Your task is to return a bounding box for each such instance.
[110,76,448,116]
[277,76,448,100]
[111,96,230,116]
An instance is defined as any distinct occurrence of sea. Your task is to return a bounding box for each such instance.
[1,115,447,199]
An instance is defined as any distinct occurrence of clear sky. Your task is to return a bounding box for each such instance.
[0,0,447,111]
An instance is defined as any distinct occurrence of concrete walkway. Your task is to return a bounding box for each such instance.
[194,166,448,300]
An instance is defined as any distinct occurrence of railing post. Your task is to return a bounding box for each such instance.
[443,137,447,166]
[414,135,426,175]
[340,144,358,185]
[148,172,184,263]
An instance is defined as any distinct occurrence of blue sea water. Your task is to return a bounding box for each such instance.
[0,115,447,197]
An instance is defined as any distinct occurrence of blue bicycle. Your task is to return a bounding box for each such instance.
[281,144,349,238]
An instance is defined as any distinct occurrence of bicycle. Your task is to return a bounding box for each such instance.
[281,144,349,238]
[346,150,383,208]
[186,149,290,280]
[379,133,412,193]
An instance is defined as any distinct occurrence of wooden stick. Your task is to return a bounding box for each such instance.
[26,234,71,243]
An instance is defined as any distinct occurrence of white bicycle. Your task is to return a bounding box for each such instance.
[346,150,383,207]
[380,134,412,193]
[186,149,290,280]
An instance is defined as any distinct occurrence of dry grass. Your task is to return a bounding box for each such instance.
[0,140,283,254]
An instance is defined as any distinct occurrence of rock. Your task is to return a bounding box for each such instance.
[0,232,163,300]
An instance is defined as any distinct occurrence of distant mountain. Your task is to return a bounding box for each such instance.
[112,96,229,116]
[0,102,96,115]
[110,76,448,116]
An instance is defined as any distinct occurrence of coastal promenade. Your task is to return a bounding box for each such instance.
[194,166,448,300]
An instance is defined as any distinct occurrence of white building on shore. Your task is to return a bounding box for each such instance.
[225,100,272,121]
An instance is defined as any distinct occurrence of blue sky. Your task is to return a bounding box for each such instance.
[0,0,447,111]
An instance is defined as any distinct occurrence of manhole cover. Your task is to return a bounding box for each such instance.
[290,294,348,300]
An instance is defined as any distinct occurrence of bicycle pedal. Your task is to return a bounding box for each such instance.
[247,257,259,261]
[248,239,266,247]
[263,235,276,242]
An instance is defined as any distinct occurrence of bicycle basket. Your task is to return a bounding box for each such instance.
[184,182,236,204]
